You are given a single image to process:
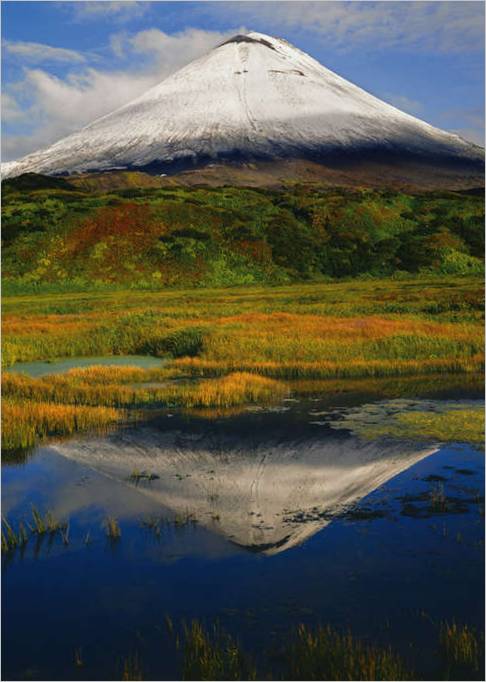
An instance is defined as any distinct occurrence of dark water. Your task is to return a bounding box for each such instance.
[2,382,484,680]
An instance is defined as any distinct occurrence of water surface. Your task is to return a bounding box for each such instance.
[7,355,166,377]
[2,383,484,680]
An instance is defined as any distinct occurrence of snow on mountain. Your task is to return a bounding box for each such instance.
[53,425,437,555]
[3,31,482,179]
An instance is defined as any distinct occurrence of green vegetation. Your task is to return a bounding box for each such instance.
[1,518,28,553]
[2,178,484,290]
[2,506,67,554]
[398,408,484,444]
[354,405,484,445]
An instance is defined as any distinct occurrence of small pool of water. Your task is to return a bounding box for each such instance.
[6,354,166,377]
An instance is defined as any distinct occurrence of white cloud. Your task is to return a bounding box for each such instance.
[207,1,484,53]
[3,67,158,156]
[70,1,149,23]
[2,93,28,123]
[121,27,241,70]
[2,40,85,63]
[2,28,238,160]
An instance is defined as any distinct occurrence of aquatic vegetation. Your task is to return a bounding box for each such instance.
[30,505,66,535]
[286,623,414,681]
[429,484,448,513]
[174,373,288,408]
[2,507,67,554]
[181,620,256,681]
[3,367,286,408]
[174,355,483,380]
[1,518,28,553]
[73,648,84,669]
[105,516,121,540]
[1,398,121,450]
[173,619,414,681]
[128,469,159,483]
[162,327,207,358]
[440,621,484,679]
[358,406,484,445]
[329,399,484,446]
[121,653,143,681]
[397,408,484,445]
[2,372,152,408]
[55,364,179,385]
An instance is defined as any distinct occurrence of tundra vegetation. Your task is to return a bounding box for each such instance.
[2,176,484,291]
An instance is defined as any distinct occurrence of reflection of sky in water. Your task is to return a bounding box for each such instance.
[2,395,484,681]
[6,354,166,378]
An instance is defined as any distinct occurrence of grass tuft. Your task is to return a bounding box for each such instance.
[105,516,121,540]
[440,621,484,679]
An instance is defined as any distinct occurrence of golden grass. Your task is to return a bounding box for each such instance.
[173,355,483,379]
[176,372,288,408]
[2,399,120,450]
[2,371,288,448]
[105,516,121,540]
[287,623,414,681]
[440,621,483,674]
[3,279,484,379]
[3,370,287,409]
[176,619,413,681]
[60,364,178,384]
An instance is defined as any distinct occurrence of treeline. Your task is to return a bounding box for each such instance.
[2,175,484,289]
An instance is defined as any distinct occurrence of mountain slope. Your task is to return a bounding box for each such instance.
[3,32,483,181]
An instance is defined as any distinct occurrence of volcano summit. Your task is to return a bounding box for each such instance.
[3,31,484,187]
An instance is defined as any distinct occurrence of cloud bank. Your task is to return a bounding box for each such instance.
[2,28,236,160]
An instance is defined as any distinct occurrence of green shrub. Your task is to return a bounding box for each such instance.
[161,328,207,357]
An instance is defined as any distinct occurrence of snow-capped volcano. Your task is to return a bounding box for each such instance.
[3,31,483,179]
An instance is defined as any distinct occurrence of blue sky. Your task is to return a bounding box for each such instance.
[2,1,484,161]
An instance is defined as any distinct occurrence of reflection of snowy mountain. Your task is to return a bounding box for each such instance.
[53,425,437,555]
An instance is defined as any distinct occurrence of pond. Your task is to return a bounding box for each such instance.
[2,381,484,680]
[6,355,166,378]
